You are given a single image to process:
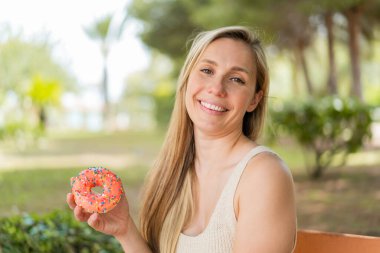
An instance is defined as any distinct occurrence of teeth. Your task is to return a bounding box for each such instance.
[200,101,227,112]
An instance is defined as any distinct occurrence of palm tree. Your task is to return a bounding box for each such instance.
[84,11,128,129]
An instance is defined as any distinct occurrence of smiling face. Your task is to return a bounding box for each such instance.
[185,37,263,137]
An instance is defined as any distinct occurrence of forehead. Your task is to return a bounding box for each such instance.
[198,38,256,73]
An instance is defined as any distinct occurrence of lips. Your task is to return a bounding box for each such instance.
[200,100,228,112]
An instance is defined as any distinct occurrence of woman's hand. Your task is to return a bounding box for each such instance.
[66,192,131,238]
[67,191,152,252]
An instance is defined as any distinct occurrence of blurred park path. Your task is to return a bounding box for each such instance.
[0,152,137,171]
[1,123,379,171]
[0,131,163,171]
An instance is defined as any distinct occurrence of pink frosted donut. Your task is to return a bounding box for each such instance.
[71,167,123,213]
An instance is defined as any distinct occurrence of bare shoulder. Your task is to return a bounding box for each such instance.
[233,150,297,252]
[238,151,294,194]
[235,150,295,216]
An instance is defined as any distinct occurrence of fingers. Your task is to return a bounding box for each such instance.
[68,193,96,225]
[111,194,129,214]
[88,213,102,231]
[66,193,76,210]
[74,205,92,222]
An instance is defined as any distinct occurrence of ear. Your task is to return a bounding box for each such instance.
[247,90,263,113]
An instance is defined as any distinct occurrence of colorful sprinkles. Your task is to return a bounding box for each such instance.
[71,167,123,213]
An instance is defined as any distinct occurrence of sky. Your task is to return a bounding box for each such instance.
[0,0,149,104]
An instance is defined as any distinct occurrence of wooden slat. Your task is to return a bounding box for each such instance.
[294,230,380,253]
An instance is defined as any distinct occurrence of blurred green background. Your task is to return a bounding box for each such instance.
[1,0,380,251]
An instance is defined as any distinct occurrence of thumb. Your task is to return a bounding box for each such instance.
[88,213,103,231]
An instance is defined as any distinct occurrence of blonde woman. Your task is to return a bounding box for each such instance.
[67,26,297,253]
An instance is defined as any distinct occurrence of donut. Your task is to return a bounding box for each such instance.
[71,167,123,213]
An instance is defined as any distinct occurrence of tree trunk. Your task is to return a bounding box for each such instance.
[102,60,109,123]
[39,107,47,131]
[311,151,324,180]
[290,54,300,96]
[296,43,314,96]
[325,11,338,95]
[101,50,113,131]
[101,42,111,130]
[345,5,363,101]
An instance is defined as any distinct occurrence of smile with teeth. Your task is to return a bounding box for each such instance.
[200,101,227,112]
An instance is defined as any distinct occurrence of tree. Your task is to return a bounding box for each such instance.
[0,33,73,146]
[344,0,380,101]
[273,2,316,96]
[84,10,128,128]
[27,75,62,131]
[130,0,318,96]
[324,10,338,95]
[271,97,372,179]
[120,52,176,129]
[344,3,364,100]
[190,0,320,96]
[129,0,379,100]
[309,0,349,95]
[309,0,380,98]
[129,0,199,72]
[0,35,73,102]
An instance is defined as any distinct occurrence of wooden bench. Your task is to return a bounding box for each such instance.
[294,230,380,253]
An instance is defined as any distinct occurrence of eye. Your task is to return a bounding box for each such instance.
[200,68,213,75]
[230,77,246,85]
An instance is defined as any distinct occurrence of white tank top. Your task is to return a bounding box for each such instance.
[176,146,275,253]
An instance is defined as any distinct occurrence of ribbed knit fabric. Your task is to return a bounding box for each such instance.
[176,146,274,253]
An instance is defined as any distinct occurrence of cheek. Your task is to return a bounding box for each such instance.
[185,75,201,99]
[184,85,190,108]
[187,73,198,89]
[184,82,194,111]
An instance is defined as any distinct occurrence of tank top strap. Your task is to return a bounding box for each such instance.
[223,146,276,200]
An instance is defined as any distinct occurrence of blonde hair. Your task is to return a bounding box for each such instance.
[139,26,269,252]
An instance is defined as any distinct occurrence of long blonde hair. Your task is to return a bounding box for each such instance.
[139,26,269,252]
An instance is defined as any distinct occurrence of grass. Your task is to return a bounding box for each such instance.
[0,130,163,219]
[0,166,148,219]
[0,130,165,170]
[295,165,380,236]
[1,130,380,236]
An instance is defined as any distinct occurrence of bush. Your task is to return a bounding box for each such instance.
[271,96,372,179]
[152,87,175,129]
[0,120,42,150]
[0,210,122,253]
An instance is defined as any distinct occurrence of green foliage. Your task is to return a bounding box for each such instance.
[28,75,62,107]
[129,0,379,102]
[84,11,128,44]
[122,53,176,129]
[0,34,74,145]
[0,210,122,253]
[152,81,175,129]
[271,96,372,179]
[0,120,42,150]
[129,0,199,61]
[128,0,314,58]
[84,15,113,42]
[0,35,73,97]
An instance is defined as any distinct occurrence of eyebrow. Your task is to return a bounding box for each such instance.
[200,59,251,75]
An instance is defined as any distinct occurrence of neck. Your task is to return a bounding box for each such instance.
[193,129,254,173]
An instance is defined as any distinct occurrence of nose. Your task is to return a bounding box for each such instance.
[207,77,226,97]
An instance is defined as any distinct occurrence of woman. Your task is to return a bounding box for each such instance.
[67,26,297,253]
